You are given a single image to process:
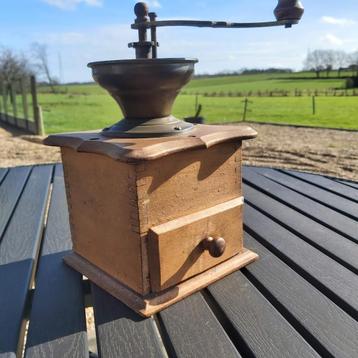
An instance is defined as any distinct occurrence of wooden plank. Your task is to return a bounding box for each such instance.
[0,166,31,241]
[244,184,358,273]
[159,293,241,357]
[243,167,358,240]
[91,284,167,358]
[336,178,358,190]
[208,272,319,358]
[282,170,358,202]
[244,233,358,358]
[0,168,8,185]
[254,167,358,220]
[0,166,53,358]
[244,204,358,318]
[25,165,88,358]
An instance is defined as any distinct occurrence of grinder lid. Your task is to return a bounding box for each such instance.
[43,124,257,163]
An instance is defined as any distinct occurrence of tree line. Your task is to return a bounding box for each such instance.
[304,49,358,78]
[0,44,58,92]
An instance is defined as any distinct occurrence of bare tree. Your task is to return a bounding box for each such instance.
[321,50,336,77]
[304,49,349,78]
[32,43,58,93]
[304,50,325,78]
[334,51,348,77]
[348,51,358,76]
[0,47,33,83]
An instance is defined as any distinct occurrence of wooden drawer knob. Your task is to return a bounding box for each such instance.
[202,237,226,258]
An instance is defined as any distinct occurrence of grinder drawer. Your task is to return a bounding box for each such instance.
[148,197,244,292]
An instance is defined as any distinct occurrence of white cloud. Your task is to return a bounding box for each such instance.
[149,0,161,8]
[323,33,344,46]
[42,0,103,11]
[321,16,356,26]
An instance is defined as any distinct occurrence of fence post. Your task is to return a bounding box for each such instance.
[36,105,45,136]
[30,75,44,135]
[195,94,199,112]
[10,82,18,126]
[2,83,8,122]
[20,79,29,130]
[0,83,3,120]
[242,97,252,121]
[312,96,316,115]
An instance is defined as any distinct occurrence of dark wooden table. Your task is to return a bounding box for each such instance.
[1,164,357,358]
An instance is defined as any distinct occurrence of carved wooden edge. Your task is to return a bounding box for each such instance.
[64,249,259,317]
[43,125,257,163]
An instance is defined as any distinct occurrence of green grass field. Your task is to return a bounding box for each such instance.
[185,72,350,94]
[29,71,358,133]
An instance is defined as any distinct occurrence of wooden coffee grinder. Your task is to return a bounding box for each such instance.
[44,1,304,317]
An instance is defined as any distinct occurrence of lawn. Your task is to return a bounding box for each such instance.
[185,72,348,94]
[32,71,358,133]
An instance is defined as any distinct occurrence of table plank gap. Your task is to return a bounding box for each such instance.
[92,284,167,358]
[252,167,358,220]
[25,164,88,358]
[0,166,32,242]
[207,271,319,358]
[244,184,358,275]
[279,169,358,203]
[244,205,358,321]
[0,168,9,185]
[0,165,53,358]
[158,292,241,358]
[242,233,358,358]
[243,166,358,242]
[335,178,358,190]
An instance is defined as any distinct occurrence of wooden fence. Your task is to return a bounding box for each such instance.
[0,76,44,135]
[183,88,358,98]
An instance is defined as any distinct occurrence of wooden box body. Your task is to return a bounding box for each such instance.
[45,124,258,315]
[61,141,243,295]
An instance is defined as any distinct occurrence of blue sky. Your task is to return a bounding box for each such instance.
[1,0,358,82]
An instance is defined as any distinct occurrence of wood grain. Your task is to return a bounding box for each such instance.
[25,165,88,358]
[61,139,245,296]
[137,142,242,231]
[148,197,244,291]
[0,165,53,358]
[61,148,145,294]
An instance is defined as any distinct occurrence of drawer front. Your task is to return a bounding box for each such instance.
[148,197,244,292]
